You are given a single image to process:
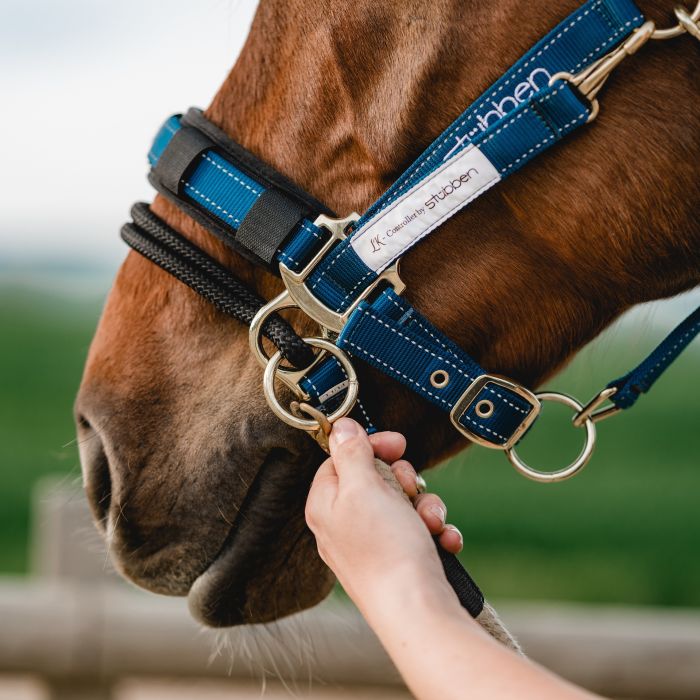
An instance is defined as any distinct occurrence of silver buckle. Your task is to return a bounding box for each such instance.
[279,213,405,334]
[449,374,540,450]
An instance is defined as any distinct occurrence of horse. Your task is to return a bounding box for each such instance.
[75,0,700,628]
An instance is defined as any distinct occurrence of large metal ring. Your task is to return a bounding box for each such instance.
[248,290,297,370]
[505,392,596,483]
[651,1,700,39]
[263,337,359,431]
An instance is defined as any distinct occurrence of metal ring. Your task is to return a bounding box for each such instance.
[505,392,596,483]
[248,290,297,370]
[651,1,700,39]
[263,338,359,431]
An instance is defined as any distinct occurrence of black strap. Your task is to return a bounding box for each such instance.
[152,126,214,195]
[148,108,336,272]
[121,203,315,369]
[236,189,307,264]
[435,540,485,618]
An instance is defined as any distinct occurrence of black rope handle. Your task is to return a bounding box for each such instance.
[122,204,315,369]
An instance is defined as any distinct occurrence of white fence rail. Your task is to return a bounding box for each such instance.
[0,477,698,699]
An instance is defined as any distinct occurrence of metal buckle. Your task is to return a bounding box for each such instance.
[449,374,541,451]
[279,213,405,334]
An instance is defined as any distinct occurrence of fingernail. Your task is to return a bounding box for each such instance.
[429,505,446,523]
[331,418,359,445]
[446,524,463,546]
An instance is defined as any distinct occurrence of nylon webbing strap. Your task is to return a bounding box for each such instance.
[149,109,334,271]
[303,0,645,312]
[608,306,700,408]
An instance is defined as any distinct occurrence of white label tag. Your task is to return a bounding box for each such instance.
[350,146,501,272]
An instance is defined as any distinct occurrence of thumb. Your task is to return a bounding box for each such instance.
[328,418,381,488]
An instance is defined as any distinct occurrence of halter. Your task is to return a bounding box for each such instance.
[121,0,699,622]
[126,0,699,478]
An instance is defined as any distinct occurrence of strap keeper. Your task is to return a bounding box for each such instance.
[151,126,214,195]
[450,374,540,450]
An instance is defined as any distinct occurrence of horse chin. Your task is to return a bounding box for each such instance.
[186,444,336,627]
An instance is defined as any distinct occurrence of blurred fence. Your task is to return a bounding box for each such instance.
[0,477,699,699]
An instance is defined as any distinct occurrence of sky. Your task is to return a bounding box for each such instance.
[0,0,257,268]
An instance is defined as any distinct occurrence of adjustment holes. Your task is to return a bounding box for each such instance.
[430,370,450,388]
[475,399,495,419]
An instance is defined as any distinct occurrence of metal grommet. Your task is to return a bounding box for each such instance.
[263,337,359,431]
[505,392,596,484]
[475,399,494,418]
[430,370,450,388]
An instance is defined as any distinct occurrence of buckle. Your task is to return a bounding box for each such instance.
[279,213,405,334]
[449,374,540,450]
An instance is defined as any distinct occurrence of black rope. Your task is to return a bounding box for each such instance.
[121,203,315,369]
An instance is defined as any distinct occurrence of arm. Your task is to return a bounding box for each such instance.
[305,418,600,700]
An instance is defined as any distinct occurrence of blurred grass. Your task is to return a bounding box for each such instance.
[1,282,698,607]
[0,286,100,572]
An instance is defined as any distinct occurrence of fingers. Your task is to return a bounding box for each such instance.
[412,491,463,552]
[414,493,448,535]
[368,431,406,464]
[439,525,463,554]
[305,457,338,530]
[390,459,421,499]
[328,418,380,487]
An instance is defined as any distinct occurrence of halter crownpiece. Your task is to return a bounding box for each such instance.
[125,0,700,486]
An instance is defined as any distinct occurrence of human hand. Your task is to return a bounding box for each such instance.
[305,417,463,613]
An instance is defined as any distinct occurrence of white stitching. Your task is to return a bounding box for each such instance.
[498,112,587,173]
[345,338,508,441]
[337,270,375,309]
[344,339,450,405]
[376,299,530,415]
[201,154,261,195]
[375,7,643,213]
[182,182,242,224]
[385,1,604,196]
[645,322,700,379]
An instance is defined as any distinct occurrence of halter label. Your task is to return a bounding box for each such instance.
[350,146,500,272]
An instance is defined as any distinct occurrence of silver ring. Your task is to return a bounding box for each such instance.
[505,392,597,483]
[415,474,427,495]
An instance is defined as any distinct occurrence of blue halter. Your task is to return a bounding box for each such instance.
[138,0,698,483]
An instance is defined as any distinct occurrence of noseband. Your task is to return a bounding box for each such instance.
[121,0,699,621]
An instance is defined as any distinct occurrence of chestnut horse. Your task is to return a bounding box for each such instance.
[76,0,699,627]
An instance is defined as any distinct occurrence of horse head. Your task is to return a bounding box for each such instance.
[75,0,699,626]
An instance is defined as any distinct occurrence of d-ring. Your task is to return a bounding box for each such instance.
[505,392,596,483]
[263,337,359,431]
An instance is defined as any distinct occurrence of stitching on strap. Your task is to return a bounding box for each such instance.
[182,182,242,225]
[201,154,261,195]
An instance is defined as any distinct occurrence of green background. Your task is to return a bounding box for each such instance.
[1,278,698,607]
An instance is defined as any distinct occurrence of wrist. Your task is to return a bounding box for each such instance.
[355,558,464,628]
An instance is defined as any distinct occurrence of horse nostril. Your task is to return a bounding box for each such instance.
[76,414,113,529]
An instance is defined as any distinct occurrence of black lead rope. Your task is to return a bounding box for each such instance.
[121,203,315,369]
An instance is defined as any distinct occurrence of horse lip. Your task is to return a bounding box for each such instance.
[186,445,320,627]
